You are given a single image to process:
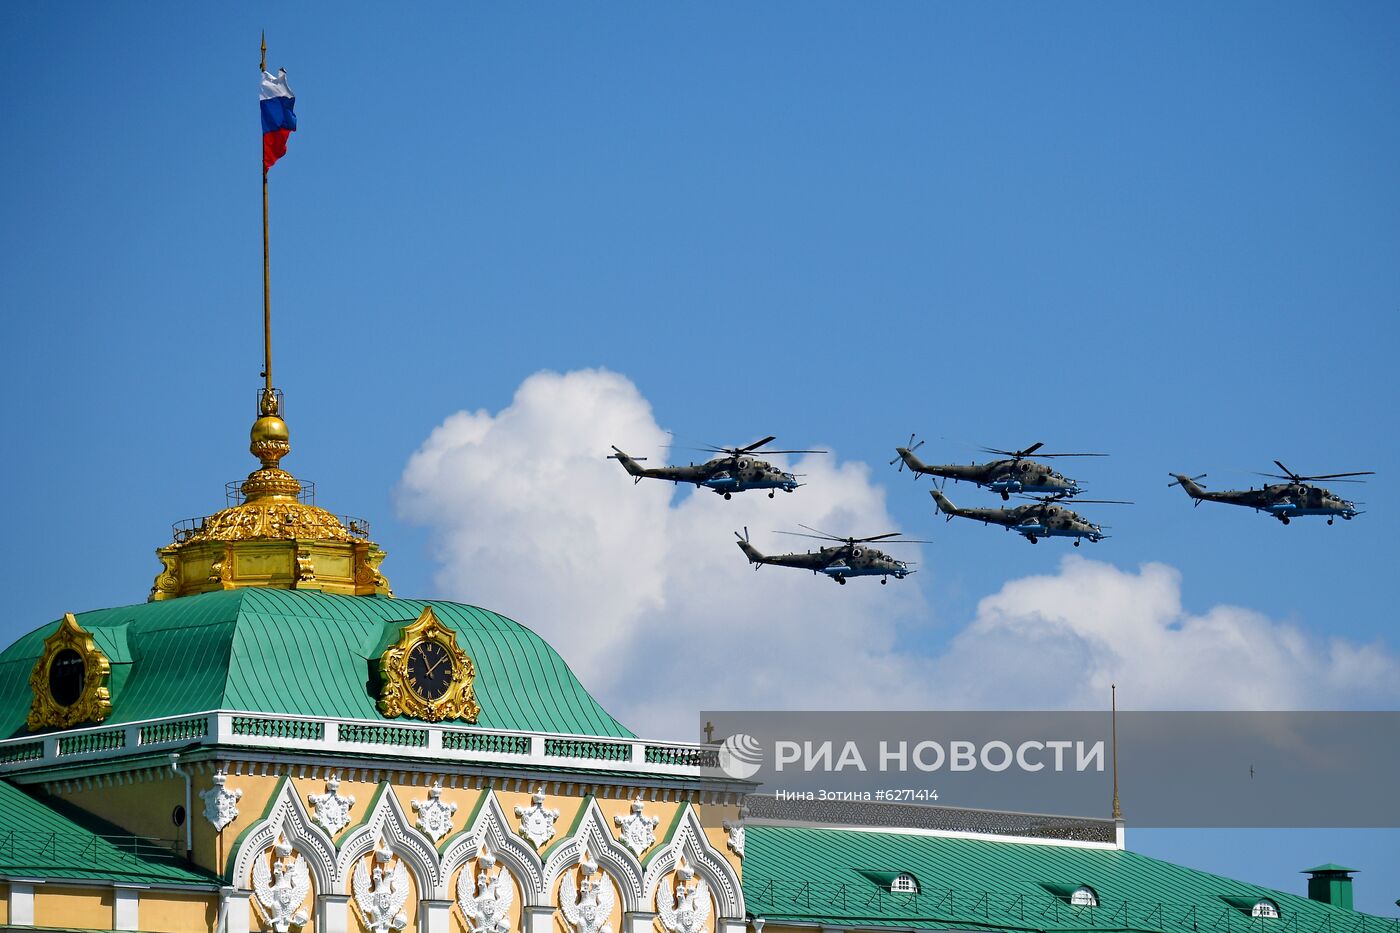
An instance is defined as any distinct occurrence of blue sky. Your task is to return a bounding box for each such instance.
[2,1,1397,915]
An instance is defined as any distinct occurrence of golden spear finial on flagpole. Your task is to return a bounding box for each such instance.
[260,32,275,414]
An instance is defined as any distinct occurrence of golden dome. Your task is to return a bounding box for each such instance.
[149,393,391,601]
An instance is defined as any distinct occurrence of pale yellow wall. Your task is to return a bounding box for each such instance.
[142,890,219,933]
[701,801,745,879]
[52,772,185,845]
[35,887,112,929]
[202,770,283,877]
[389,781,486,848]
[0,882,8,924]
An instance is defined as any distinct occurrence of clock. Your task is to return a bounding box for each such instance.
[377,607,480,723]
[28,613,112,731]
[406,639,455,701]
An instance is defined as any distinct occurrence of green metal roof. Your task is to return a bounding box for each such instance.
[743,825,1396,933]
[0,779,216,886]
[0,589,631,739]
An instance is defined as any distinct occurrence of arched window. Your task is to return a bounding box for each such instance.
[1252,900,1280,919]
[1071,886,1099,908]
[890,873,919,895]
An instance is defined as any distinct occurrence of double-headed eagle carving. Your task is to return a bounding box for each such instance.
[560,853,616,933]
[252,836,311,933]
[457,848,515,933]
[353,841,410,933]
[658,858,711,933]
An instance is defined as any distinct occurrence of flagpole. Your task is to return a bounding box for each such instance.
[260,32,274,411]
[1111,683,1122,820]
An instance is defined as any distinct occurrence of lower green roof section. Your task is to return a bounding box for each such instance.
[0,780,216,886]
[0,589,632,739]
[743,825,1397,933]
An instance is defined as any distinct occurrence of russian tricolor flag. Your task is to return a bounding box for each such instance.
[260,69,296,173]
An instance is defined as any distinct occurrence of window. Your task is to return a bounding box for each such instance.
[1071,886,1099,908]
[1252,900,1280,919]
[890,873,919,895]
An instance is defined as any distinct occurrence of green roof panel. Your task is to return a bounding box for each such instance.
[743,824,1394,932]
[0,590,631,739]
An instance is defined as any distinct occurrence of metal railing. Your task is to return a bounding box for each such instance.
[0,711,733,785]
[0,829,183,867]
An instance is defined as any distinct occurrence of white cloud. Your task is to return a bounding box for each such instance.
[398,369,1400,737]
[928,557,1400,710]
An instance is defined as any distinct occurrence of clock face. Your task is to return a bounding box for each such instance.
[405,640,455,702]
[48,648,86,707]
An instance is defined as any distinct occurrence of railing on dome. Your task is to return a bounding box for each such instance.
[225,479,316,507]
[167,480,372,542]
[745,880,1400,933]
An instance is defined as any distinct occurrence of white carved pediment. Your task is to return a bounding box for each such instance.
[542,798,644,914]
[641,805,743,921]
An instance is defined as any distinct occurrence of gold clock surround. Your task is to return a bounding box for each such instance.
[28,614,113,731]
[377,607,480,723]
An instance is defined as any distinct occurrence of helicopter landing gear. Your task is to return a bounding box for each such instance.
[1001,491,1010,501]
[723,492,732,500]
[1280,516,1290,525]
[881,577,888,585]
[1328,518,1334,525]
[769,491,775,498]
[835,575,847,585]
[1027,535,1039,544]
[1073,540,1080,547]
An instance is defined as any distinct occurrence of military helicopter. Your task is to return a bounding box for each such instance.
[892,437,1105,500]
[609,437,825,499]
[1168,461,1373,525]
[929,488,1130,545]
[734,525,926,584]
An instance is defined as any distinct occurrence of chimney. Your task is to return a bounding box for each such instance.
[1303,865,1357,910]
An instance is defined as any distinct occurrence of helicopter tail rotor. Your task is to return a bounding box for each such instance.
[891,433,928,477]
[734,527,764,568]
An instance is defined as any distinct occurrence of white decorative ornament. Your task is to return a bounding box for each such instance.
[658,857,711,933]
[721,805,748,858]
[253,835,311,933]
[514,787,559,849]
[411,780,458,844]
[613,796,659,856]
[308,773,357,836]
[353,840,410,933]
[200,769,243,831]
[560,852,615,933]
[457,848,515,933]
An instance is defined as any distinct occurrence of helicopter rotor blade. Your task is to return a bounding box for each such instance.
[739,436,779,453]
[1299,471,1375,480]
[797,523,844,540]
[775,531,845,542]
